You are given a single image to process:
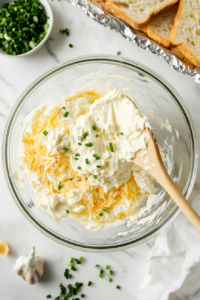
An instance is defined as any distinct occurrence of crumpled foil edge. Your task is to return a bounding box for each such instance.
[68,0,200,84]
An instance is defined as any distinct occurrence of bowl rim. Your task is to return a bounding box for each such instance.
[2,55,198,252]
[0,0,54,58]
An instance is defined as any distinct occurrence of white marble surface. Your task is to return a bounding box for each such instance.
[0,1,200,299]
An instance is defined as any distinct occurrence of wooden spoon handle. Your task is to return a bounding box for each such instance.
[155,167,200,232]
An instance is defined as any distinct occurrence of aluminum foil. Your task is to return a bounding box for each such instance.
[68,0,200,84]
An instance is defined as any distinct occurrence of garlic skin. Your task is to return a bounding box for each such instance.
[0,240,9,257]
[14,247,44,285]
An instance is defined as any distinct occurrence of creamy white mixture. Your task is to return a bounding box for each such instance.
[20,84,156,230]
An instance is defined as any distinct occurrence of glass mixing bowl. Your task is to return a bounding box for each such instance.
[2,55,198,252]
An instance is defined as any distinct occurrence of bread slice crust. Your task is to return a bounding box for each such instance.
[105,0,179,30]
[170,0,200,67]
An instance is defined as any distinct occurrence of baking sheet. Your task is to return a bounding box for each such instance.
[68,0,200,84]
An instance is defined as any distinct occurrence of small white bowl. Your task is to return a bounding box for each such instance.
[0,0,54,57]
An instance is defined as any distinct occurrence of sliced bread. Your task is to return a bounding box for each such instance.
[104,0,179,29]
[145,4,178,48]
[170,0,200,67]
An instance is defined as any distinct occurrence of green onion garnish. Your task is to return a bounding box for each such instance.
[63,147,69,152]
[58,183,62,190]
[109,270,114,275]
[78,136,83,141]
[88,281,92,286]
[75,153,80,157]
[62,106,66,109]
[109,143,114,152]
[63,112,69,117]
[75,158,78,160]
[78,143,82,145]
[99,269,104,278]
[85,143,93,147]
[95,264,100,268]
[66,210,70,213]
[92,125,96,130]
[59,283,66,296]
[69,178,73,181]
[82,132,89,138]
[77,166,81,170]
[93,154,100,160]
[106,265,110,269]
[43,130,48,136]
[120,132,124,135]
[96,165,101,168]
[85,158,89,164]
[81,294,85,298]
[69,44,73,48]
[46,295,51,299]
[117,51,121,55]
[96,134,99,137]
[80,257,84,262]
[60,28,69,36]
[71,266,77,272]
[103,207,109,212]
[116,285,121,289]
[109,278,112,282]
[99,212,104,217]
[94,175,98,179]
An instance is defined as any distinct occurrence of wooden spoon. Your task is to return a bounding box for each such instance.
[133,128,200,232]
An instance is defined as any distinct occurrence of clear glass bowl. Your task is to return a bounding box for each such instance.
[3,55,198,252]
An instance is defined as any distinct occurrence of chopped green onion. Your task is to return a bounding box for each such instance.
[69,44,73,48]
[43,130,48,136]
[103,207,109,212]
[69,262,73,267]
[106,265,110,269]
[96,134,99,137]
[70,257,75,263]
[71,266,77,272]
[69,178,73,181]
[96,165,101,168]
[75,153,80,157]
[62,106,66,109]
[116,285,121,289]
[92,125,96,130]
[63,147,69,152]
[81,294,85,298]
[138,72,145,77]
[77,166,81,170]
[78,136,83,141]
[109,143,114,152]
[95,264,100,268]
[93,154,100,160]
[94,175,98,179]
[88,281,92,286]
[78,143,82,145]
[75,158,78,160]
[99,269,104,278]
[46,295,51,299]
[59,283,66,296]
[63,112,69,117]
[82,132,89,138]
[117,51,121,55]
[58,183,62,190]
[109,270,114,275]
[66,210,70,213]
[99,212,104,217]
[44,23,49,31]
[60,28,69,36]
[85,158,89,164]
[85,143,93,147]
[109,278,112,282]
[120,132,124,135]
[80,257,84,262]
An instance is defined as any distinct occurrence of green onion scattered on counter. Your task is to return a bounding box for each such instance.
[69,178,73,181]
[109,278,112,282]
[85,143,93,147]
[80,257,84,262]
[99,212,104,217]
[99,269,104,278]
[109,270,114,275]
[64,147,69,152]
[95,264,100,268]
[75,153,80,157]
[69,44,73,48]
[85,158,89,164]
[120,132,124,135]
[63,112,69,117]
[116,285,121,289]
[117,51,121,55]
[82,132,89,138]
[71,266,77,272]
[77,166,81,170]
[106,265,110,269]
[66,210,70,213]
[46,295,51,299]
[43,130,48,136]
[81,294,85,298]
[88,281,92,286]
[96,165,101,168]
[93,153,100,160]
[0,0,50,55]
[109,143,114,152]
[103,207,109,212]
[92,125,96,130]
[60,28,69,36]
[60,283,66,296]
[94,175,98,179]
[78,136,83,141]
[96,134,99,137]
[78,143,82,145]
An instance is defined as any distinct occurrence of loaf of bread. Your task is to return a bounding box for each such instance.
[145,4,178,48]
[170,0,200,67]
[104,0,179,29]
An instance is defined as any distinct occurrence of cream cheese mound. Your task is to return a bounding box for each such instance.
[20,84,156,230]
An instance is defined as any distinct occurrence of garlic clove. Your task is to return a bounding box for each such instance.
[0,240,9,257]
[14,247,44,285]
